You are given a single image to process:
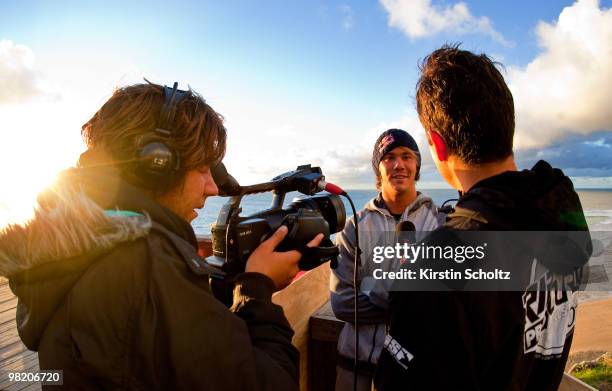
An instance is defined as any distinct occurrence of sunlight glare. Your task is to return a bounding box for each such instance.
[0,101,85,228]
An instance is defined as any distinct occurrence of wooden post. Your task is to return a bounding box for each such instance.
[273,265,332,391]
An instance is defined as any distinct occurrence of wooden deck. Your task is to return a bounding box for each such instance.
[0,277,41,391]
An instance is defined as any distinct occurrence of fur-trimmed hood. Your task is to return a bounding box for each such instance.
[0,183,152,350]
[0,166,199,350]
[0,187,151,277]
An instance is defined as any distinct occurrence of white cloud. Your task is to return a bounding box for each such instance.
[509,0,612,149]
[221,111,431,188]
[0,39,145,226]
[339,5,354,30]
[303,112,434,188]
[380,0,511,45]
[584,138,611,148]
[264,124,298,138]
[0,39,61,104]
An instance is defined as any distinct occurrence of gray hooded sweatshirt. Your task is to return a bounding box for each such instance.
[330,192,445,365]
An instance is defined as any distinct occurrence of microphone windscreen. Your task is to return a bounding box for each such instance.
[396,220,416,244]
[396,220,416,232]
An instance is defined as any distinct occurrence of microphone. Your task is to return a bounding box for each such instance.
[396,221,415,232]
[212,162,241,196]
[396,220,416,244]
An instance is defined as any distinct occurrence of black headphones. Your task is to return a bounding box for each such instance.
[126,81,241,195]
[130,82,188,190]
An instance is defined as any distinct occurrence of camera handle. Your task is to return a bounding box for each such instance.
[295,241,339,270]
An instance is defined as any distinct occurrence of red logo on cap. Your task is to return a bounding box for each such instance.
[379,134,395,153]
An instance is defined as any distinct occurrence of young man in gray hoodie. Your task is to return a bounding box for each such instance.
[330,128,445,390]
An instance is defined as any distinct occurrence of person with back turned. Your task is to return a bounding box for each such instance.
[374,45,591,390]
[0,81,322,390]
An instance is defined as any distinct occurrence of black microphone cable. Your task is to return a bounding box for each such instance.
[345,194,359,391]
[318,180,360,391]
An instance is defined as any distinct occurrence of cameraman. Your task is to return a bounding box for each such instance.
[1,82,322,389]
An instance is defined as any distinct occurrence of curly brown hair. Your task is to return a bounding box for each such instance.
[416,44,514,164]
[80,81,226,193]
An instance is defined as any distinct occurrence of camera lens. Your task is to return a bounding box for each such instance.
[289,194,346,234]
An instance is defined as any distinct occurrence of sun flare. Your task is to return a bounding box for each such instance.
[0,102,85,228]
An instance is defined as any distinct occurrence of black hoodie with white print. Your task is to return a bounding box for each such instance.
[375,161,592,391]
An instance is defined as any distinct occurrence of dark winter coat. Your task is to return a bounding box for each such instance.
[0,167,298,390]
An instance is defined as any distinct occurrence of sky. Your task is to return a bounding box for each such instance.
[1,0,612,224]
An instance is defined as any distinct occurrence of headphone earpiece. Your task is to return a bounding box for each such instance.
[128,82,188,190]
[133,131,179,186]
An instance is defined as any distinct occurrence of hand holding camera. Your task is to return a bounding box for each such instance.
[246,226,324,290]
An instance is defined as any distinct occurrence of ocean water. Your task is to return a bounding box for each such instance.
[191,188,612,235]
[579,189,612,231]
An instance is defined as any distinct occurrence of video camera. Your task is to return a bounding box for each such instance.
[205,164,346,282]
